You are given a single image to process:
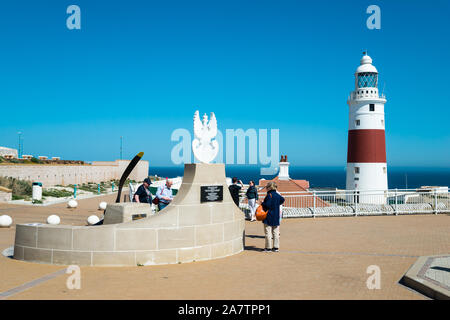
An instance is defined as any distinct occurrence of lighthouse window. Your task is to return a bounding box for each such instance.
[369,104,375,111]
[354,167,360,174]
[355,120,360,126]
[358,72,378,88]
[354,177,359,181]
[383,167,387,174]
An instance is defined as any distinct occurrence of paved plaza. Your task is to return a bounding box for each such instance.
[0,194,449,300]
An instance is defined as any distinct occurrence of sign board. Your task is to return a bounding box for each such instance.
[200,185,223,203]
[132,214,147,221]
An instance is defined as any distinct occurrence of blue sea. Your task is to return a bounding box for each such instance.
[150,165,450,189]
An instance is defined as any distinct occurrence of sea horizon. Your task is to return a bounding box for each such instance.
[149,165,450,190]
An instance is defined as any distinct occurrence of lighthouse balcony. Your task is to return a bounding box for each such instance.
[348,90,386,101]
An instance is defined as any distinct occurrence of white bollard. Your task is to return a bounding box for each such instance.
[87,215,100,225]
[47,215,60,225]
[0,215,13,228]
[98,201,107,210]
[67,199,78,208]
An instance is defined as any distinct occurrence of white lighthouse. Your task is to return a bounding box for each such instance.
[346,53,388,204]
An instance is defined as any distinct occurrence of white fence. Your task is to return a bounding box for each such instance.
[239,188,450,218]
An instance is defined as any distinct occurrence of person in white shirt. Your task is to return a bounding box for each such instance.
[156,179,173,211]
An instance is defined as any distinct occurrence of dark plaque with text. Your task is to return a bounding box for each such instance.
[132,214,147,221]
[200,185,223,203]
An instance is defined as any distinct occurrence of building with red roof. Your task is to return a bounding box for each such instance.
[257,155,329,208]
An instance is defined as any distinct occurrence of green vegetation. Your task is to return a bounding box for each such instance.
[30,157,43,164]
[0,175,127,202]
[12,194,29,200]
[66,179,127,195]
[0,155,44,164]
[0,156,84,165]
[42,189,73,198]
[70,182,108,194]
[0,176,32,200]
[0,176,73,200]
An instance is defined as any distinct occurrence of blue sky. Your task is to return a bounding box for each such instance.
[0,0,449,167]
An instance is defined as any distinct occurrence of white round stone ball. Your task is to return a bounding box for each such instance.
[47,215,60,225]
[67,199,78,208]
[87,215,100,225]
[98,201,107,210]
[0,215,13,228]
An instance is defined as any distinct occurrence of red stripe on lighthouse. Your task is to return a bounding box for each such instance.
[347,129,386,163]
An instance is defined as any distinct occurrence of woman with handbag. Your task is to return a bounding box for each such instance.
[260,181,285,252]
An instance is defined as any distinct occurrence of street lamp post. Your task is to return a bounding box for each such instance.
[17,132,22,158]
[120,136,123,160]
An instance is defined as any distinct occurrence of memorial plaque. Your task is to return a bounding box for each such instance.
[200,185,223,202]
[132,213,147,221]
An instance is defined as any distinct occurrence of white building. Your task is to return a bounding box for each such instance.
[0,146,18,159]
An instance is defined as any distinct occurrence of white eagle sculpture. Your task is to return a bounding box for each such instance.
[192,110,219,163]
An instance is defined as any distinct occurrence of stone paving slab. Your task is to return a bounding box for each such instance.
[401,255,450,300]
[1,196,449,299]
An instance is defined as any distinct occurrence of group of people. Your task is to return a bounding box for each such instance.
[135,175,284,252]
[228,177,258,221]
[228,177,284,252]
[133,177,173,211]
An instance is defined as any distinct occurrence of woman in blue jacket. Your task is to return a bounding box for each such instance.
[261,181,285,252]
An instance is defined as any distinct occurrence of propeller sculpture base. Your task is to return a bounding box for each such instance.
[13,163,245,266]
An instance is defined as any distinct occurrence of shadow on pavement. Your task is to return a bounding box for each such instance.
[244,245,263,252]
[245,234,265,239]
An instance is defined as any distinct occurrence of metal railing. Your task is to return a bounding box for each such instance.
[239,188,450,218]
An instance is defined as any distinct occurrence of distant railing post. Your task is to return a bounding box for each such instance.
[394,188,398,215]
[313,191,316,218]
[354,190,358,216]
[434,190,438,214]
[74,184,77,199]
